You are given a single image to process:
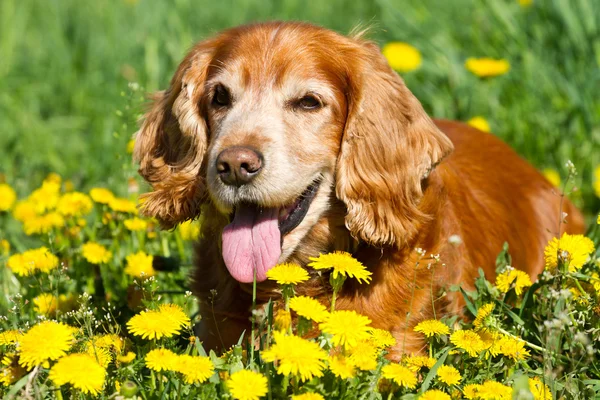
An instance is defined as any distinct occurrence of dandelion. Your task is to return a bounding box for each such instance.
[49,353,106,395]
[7,247,59,276]
[368,328,396,349]
[226,369,268,400]
[328,355,355,379]
[463,384,482,399]
[0,239,9,256]
[124,217,148,231]
[436,365,461,385]
[495,269,532,295]
[402,355,436,371]
[542,169,561,187]
[109,197,138,213]
[33,293,58,316]
[266,263,309,285]
[292,394,324,400]
[179,220,201,241]
[289,296,329,323]
[90,188,115,204]
[529,377,551,400]
[544,233,595,272]
[477,380,513,399]
[0,183,16,212]
[145,348,179,371]
[319,310,372,349]
[308,251,372,283]
[0,330,22,346]
[498,336,530,361]
[126,139,136,154]
[23,212,65,235]
[594,165,600,198]
[467,116,490,132]
[117,352,136,364]
[382,42,422,73]
[19,321,75,369]
[56,192,93,217]
[124,251,155,278]
[176,354,215,384]
[347,339,378,371]
[420,390,451,400]
[82,242,112,264]
[0,360,27,386]
[13,200,37,221]
[262,331,327,381]
[450,330,485,357]
[127,304,189,340]
[273,309,291,331]
[28,180,60,214]
[473,303,495,330]
[465,57,510,78]
[381,364,417,389]
[414,319,450,337]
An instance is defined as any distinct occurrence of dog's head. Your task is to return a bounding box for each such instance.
[134,22,453,283]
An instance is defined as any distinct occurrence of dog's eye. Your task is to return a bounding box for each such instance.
[212,85,231,107]
[296,94,322,110]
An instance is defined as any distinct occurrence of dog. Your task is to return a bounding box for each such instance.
[133,21,585,357]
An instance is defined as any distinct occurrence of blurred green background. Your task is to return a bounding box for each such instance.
[1,0,599,214]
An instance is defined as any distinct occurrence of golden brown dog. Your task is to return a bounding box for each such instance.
[133,21,584,357]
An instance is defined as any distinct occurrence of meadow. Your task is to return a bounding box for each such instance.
[1,0,600,398]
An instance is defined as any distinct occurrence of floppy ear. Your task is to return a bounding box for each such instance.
[133,43,215,228]
[336,42,454,248]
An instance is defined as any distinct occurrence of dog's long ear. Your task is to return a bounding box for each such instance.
[336,42,454,248]
[133,41,217,228]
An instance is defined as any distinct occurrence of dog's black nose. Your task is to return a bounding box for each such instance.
[216,146,263,187]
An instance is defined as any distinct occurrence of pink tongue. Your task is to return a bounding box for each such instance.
[222,204,282,283]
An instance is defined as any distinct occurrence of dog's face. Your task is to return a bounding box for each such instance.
[134,22,453,283]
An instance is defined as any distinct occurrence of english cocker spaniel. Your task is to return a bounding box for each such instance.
[134,21,584,357]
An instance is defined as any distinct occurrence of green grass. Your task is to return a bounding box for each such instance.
[1,0,599,213]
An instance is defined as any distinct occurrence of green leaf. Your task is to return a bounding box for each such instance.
[420,347,450,392]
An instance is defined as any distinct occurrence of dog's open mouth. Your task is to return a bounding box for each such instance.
[221,179,321,283]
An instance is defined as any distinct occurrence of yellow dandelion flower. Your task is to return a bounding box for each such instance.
[86,344,112,368]
[23,212,65,235]
[227,369,268,400]
[56,192,93,217]
[262,331,327,382]
[292,394,324,400]
[473,303,495,329]
[436,365,461,385]
[467,116,491,132]
[328,355,355,379]
[49,353,106,395]
[498,336,530,361]
[7,247,59,276]
[266,263,309,285]
[529,377,551,400]
[109,197,138,213]
[595,166,600,198]
[90,188,115,204]
[463,384,482,399]
[19,321,75,369]
[289,296,329,323]
[421,389,451,400]
[478,330,505,357]
[0,184,16,212]
[542,169,561,187]
[308,251,372,283]
[381,364,417,389]
[82,242,112,264]
[0,354,27,386]
[28,180,60,214]
[450,330,485,357]
[414,319,450,337]
[465,57,510,78]
[319,310,372,349]
[0,330,22,346]
[347,339,378,371]
[124,251,155,278]
[544,233,595,272]
[402,355,436,371]
[127,304,189,340]
[145,348,180,371]
[13,200,37,222]
[495,269,532,295]
[0,239,9,256]
[273,309,291,331]
[176,354,214,384]
[117,351,136,364]
[33,293,58,316]
[478,380,513,399]
[368,328,396,349]
[382,42,422,73]
[124,217,148,232]
[590,272,600,294]
[179,220,201,241]
[126,139,136,154]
